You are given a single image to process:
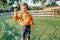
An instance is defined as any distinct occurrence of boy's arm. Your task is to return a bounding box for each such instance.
[13,8,17,21]
[30,14,34,30]
[13,8,22,21]
[13,13,22,21]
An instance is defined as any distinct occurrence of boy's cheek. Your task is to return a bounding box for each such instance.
[21,9,25,11]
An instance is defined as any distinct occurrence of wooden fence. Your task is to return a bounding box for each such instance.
[0,10,60,18]
[28,10,54,18]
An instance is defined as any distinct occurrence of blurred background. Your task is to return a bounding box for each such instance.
[0,0,60,13]
[0,0,60,40]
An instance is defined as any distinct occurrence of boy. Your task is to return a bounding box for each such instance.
[13,3,34,40]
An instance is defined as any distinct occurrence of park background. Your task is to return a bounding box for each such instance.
[0,0,60,40]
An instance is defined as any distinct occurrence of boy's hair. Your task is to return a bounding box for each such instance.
[21,3,28,9]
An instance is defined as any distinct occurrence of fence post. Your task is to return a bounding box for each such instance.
[53,10,55,18]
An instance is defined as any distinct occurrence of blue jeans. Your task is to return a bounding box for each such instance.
[20,25,31,39]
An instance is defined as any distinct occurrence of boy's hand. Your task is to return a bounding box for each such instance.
[31,24,34,30]
[14,8,18,12]
[14,8,18,16]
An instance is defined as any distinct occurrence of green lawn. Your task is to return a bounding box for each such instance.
[0,16,60,40]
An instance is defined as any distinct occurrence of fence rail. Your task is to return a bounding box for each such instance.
[0,10,60,18]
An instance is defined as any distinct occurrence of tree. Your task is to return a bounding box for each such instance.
[32,0,46,6]
[0,0,8,9]
[32,0,46,10]
[47,0,58,7]
[2,0,7,4]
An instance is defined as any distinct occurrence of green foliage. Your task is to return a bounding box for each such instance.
[47,0,58,7]
[30,6,43,10]
[32,0,46,5]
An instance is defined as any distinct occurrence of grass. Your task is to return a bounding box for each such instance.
[0,16,60,40]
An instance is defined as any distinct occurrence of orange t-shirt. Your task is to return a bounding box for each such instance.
[13,12,34,30]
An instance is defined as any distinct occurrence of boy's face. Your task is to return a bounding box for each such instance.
[21,5,27,12]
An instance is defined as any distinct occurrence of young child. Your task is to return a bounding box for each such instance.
[13,3,34,40]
